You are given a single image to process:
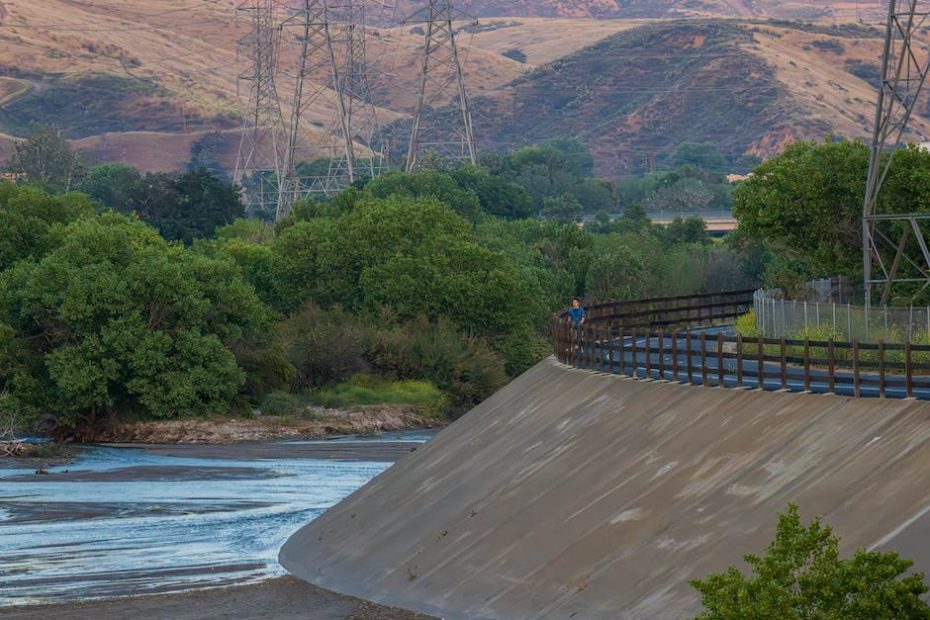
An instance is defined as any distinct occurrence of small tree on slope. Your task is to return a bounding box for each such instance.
[691,503,930,619]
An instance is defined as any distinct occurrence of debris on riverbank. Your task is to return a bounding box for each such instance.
[84,405,442,444]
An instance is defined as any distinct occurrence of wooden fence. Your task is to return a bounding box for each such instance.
[551,290,930,399]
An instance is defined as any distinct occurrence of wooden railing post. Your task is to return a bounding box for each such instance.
[658,329,666,380]
[803,339,811,392]
[645,331,653,380]
[671,332,679,382]
[828,340,836,394]
[907,341,914,399]
[757,335,765,391]
[717,333,725,387]
[631,328,639,380]
[853,340,860,398]
[619,323,627,376]
[780,338,788,391]
[686,329,694,385]
[879,340,886,399]
[607,321,622,374]
[700,333,708,387]
[736,334,744,387]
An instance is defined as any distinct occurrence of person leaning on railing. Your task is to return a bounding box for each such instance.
[567,297,586,358]
[568,297,586,326]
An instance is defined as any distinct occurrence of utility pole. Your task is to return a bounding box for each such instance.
[235,0,287,217]
[405,0,478,172]
[862,1,930,310]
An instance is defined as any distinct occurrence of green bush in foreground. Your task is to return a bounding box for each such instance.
[692,503,930,619]
[314,375,447,417]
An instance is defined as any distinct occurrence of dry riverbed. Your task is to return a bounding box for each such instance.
[0,576,436,620]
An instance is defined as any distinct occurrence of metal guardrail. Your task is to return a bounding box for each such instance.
[552,290,930,400]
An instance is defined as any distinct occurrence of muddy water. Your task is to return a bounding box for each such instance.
[0,434,430,606]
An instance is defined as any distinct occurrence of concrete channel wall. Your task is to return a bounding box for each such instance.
[280,358,930,619]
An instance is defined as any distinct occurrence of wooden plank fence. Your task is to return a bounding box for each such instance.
[550,290,930,399]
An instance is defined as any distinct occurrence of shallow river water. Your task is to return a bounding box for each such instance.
[0,434,429,606]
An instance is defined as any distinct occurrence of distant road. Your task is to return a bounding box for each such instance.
[649,214,737,234]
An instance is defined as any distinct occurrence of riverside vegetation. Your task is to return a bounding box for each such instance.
[0,129,757,440]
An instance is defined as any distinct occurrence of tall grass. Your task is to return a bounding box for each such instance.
[314,375,447,417]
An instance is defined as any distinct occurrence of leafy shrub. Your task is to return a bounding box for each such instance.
[260,390,298,417]
[692,503,930,619]
[368,317,507,414]
[315,375,446,416]
[280,303,369,387]
[734,310,758,338]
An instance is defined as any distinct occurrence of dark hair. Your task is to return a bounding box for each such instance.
[571,297,582,303]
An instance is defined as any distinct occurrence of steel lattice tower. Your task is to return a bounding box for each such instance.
[405,0,478,172]
[277,0,388,221]
[863,1,930,308]
[235,0,288,216]
[278,0,348,220]
[330,0,387,184]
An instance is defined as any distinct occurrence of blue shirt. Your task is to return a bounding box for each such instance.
[568,306,586,325]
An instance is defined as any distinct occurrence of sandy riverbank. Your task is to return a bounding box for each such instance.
[0,577,436,620]
[79,405,442,444]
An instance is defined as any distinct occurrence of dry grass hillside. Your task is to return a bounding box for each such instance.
[0,0,919,177]
[0,0,519,170]
[388,0,884,22]
[447,19,930,178]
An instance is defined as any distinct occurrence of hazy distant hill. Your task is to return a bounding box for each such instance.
[389,0,879,22]
[399,18,930,178]
[0,0,913,178]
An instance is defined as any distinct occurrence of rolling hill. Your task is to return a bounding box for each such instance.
[407,18,930,178]
[388,0,883,22]
[0,0,918,180]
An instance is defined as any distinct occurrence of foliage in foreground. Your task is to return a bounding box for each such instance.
[692,503,930,619]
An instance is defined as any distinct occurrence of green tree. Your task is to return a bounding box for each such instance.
[733,140,871,277]
[108,168,245,244]
[666,216,711,245]
[585,245,648,301]
[0,184,94,270]
[692,503,930,620]
[644,176,715,214]
[542,193,583,224]
[0,213,268,433]
[451,164,534,220]
[80,163,141,212]
[672,142,726,171]
[365,170,482,220]
[6,125,85,193]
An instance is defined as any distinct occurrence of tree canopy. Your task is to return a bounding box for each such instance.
[0,212,267,431]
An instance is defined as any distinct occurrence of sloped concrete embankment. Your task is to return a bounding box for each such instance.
[281,357,930,619]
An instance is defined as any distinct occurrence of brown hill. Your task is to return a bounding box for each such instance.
[0,0,916,178]
[412,18,930,178]
[389,0,881,22]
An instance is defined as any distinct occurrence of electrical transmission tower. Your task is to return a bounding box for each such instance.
[235,0,288,216]
[863,1,930,309]
[331,0,388,183]
[405,0,478,172]
[277,0,388,221]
